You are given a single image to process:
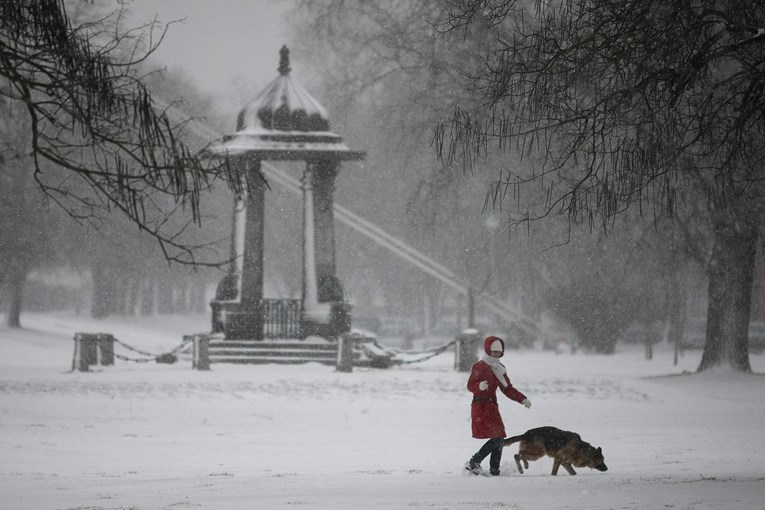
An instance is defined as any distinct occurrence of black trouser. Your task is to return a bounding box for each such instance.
[471,437,503,472]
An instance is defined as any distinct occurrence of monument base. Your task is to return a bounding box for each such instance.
[301,302,351,340]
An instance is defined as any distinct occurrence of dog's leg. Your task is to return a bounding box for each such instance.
[551,458,560,476]
[514,453,524,474]
[563,463,577,475]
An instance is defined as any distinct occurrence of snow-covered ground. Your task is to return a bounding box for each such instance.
[1,312,764,510]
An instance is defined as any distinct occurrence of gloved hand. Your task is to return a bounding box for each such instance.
[522,398,532,409]
[478,380,489,391]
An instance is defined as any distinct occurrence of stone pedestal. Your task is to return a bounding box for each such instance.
[71,333,115,372]
[336,331,356,372]
[191,334,210,370]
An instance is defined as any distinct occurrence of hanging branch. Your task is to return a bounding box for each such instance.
[0,0,242,265]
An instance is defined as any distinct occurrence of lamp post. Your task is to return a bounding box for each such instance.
[484,213,500,294]
[466,213,501,331]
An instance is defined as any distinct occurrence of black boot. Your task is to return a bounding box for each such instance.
[465,459,483,475]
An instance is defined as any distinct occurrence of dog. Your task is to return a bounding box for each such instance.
[503,426,608,476]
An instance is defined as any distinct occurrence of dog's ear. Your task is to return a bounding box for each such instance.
[597,447,602,453]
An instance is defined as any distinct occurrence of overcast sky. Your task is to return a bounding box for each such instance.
[125,0,293,100]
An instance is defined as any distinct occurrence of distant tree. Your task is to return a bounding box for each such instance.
[0,1,242,327]
[0,0,239,267]
[288,0,689,344]
[0,75,68,327]
[536,211,698,354]
[436,0,765,371]
[290,0,505,327]
[0,156,58,327]
[79,67,233,319]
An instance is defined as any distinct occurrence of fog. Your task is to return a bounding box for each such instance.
[4,0,733,355]
[4,0,761,371]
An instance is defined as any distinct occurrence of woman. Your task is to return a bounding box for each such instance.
[465,335,532,476]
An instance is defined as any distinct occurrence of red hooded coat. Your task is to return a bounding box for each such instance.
[467,336,527,438]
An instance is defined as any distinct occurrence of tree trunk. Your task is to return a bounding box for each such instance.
[175,279,189,314]
[4,261,27,328]
[191,280,208,314]
[141,277,155,316]
[91,266,116,318]
[125,277,139,316]
[113,275,126,316]
[157,275,174,315]
[643,324,653,360]
[698,207,758,372]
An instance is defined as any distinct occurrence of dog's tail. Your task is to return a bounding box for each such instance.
[503,433,526,447]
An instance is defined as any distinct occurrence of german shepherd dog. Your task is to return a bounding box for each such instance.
[503,426,608,475]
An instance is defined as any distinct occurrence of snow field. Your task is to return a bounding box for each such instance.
[1,312,764,509]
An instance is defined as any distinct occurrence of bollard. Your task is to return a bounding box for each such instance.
[191,334,210,370]
[72,333,86,372]
[454,329,481,372]
[72,333,116,371]
[96,333,115,366]
[336,332,356,373]
[72,333,97,372]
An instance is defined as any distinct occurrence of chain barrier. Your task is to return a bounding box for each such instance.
[113,352,154,363]
[360,337,457,366]
[387,341,456,356]
[112,337,193,364]
[392,339,457,365]
[368,336,459,356]
[79,331,456,368]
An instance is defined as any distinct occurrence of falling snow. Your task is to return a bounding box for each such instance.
[1,312,764,509]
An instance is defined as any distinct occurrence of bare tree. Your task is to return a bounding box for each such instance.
[290,0,507,328]
[0,156,58,327]
[436,0,765,371]
[0,0,240,266]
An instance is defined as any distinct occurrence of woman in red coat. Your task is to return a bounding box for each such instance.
[465,336,531,476]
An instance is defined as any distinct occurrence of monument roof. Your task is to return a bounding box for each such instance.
[235,45,330,133]
[205,46,364,161]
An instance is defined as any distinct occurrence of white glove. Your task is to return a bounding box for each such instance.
[522,398,532,409]
[478,380,489,391]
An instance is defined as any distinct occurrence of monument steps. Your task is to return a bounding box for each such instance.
[207,338,354,365]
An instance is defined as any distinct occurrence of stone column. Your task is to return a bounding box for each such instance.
[301,165,321,319]
[310,159,341,301]
[301,159,350,339]
[234,156,266,339]
[211,170,248,335]
[230,180,247,275]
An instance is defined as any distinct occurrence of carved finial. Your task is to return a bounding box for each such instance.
[278,45,291,76]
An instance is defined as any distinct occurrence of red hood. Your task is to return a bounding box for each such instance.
[484,336,505,357]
